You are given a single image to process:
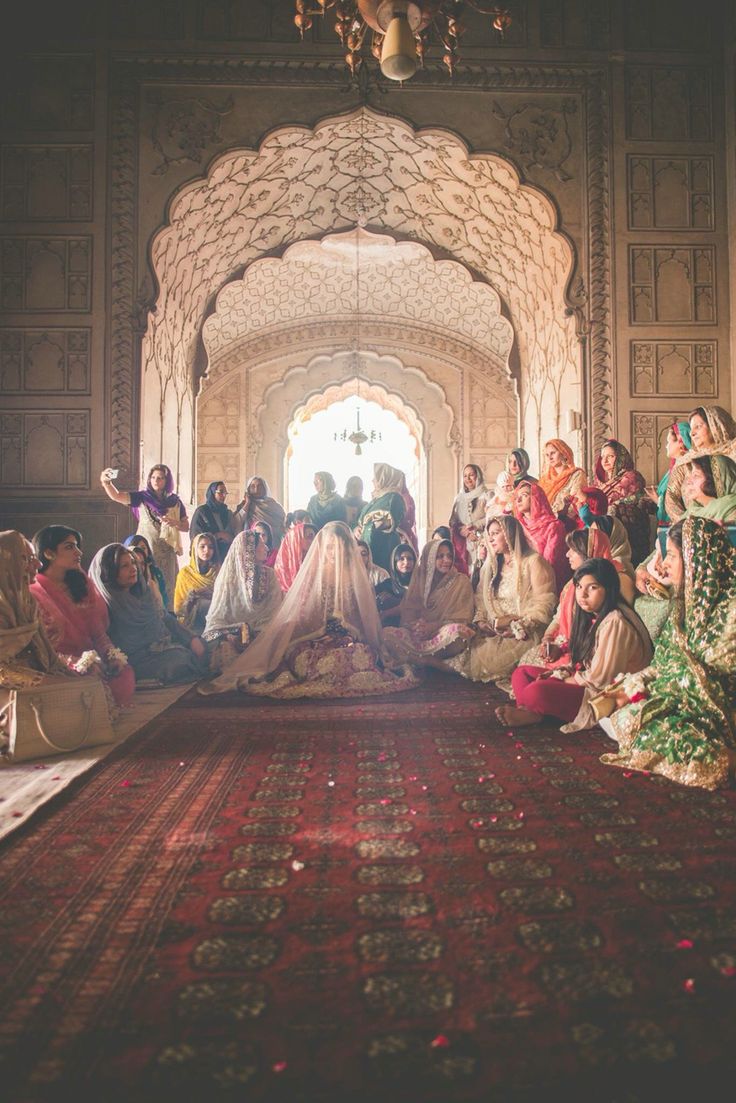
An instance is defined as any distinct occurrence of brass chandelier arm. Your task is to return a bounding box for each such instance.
[295,1,512,78]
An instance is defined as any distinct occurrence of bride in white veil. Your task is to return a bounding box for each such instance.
[202,521,419,698]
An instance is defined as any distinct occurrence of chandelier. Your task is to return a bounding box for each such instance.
[334,404,382,455]
[295,1,513,80]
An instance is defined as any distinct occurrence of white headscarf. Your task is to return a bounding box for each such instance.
[206,521,385,690]
[204,531,282,639]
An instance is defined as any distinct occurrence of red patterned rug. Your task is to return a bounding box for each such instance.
[1,673,736,1102]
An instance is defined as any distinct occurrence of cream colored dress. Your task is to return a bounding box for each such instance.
[446,551,556,682]
[560,606,653,733]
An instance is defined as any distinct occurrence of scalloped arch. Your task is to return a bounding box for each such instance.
[201,228,515,384]
[141,106,581,501]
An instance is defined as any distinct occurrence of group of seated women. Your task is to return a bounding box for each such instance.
[2,404,734,789]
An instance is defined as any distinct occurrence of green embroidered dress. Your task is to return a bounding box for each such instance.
[602,518,736,789]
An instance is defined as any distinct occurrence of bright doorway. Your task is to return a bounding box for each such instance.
[285,394,422,533]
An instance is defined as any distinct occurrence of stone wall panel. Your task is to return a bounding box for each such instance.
[0,410,89,489]
[0,237,92,312]
[627,156,713,231]
[626,67,712,141]
[630,340,717,398]
[0,329,90,394]
[1,145,93,221]
[629,246,716,324]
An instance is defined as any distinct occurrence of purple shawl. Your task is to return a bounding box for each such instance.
[130,466,184,521]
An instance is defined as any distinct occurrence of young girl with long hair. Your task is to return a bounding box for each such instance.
[499,557,651,732]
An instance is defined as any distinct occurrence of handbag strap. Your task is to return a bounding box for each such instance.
[28,689,95,753]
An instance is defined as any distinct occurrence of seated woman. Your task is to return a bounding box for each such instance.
[537,439,586,528]
[231,476,286,546]
[633,454,736,641]
[500,558,652,732]
[100,464,188,608]
[31,525,135,707]
[576,487,634,578]
[343,476,366,528]
[375,542,416,626]
[519,525,635,671]
[356,464,407,571]
[600,518,736,789]
[594,440,653,566]
[643,421,691,527]
[681,454,736,522]
[173,533,220,633]
[274,521,316,592]
[124,534,168,610]
[665,405,736,521]
[307,471,348,530]
[513,481,571,594]
[445,516,557,683]
[0,529,72,699]
[189,480,233,562]
[251,519,278,567]
[449,463,490,575]
[201,521,419,699]
[356,540,390,589]
[90,544,209,685]
[383,539,474,662]
[203,531,283,645]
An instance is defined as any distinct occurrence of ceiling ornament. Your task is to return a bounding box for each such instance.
[294,1,513,79]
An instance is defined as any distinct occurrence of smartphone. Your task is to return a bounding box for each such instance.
[108,468,119,479]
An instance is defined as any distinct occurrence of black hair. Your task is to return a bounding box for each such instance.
[194,532,218,571]
[569,558,621,667]
[127,534,153,563]
[667,519,684,552]
[486,515,531,594]
[252,519,273,549]
[292,509,311,525]
[391,542,416,583]
[432,526,452,541]
[33,524,88,602]
[688,456,717,499]
[689,406,708,423]
[565,528,589,557]
[99,543,142,594]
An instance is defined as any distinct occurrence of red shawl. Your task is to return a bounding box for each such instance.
[274,523,311,593]
[31,571,112,658]
[513,482,571,594]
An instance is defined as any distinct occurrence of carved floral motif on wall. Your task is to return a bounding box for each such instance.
[492,98,577,182]
[202,230,514,375]
[147,91,234,176]
[141,107,579,482]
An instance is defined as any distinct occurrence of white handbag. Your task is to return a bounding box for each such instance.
[1,675,117,764]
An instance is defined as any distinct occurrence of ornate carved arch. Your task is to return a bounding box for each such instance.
[137,106,582,496]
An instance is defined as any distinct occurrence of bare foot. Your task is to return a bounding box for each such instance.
[494,704,539,727]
